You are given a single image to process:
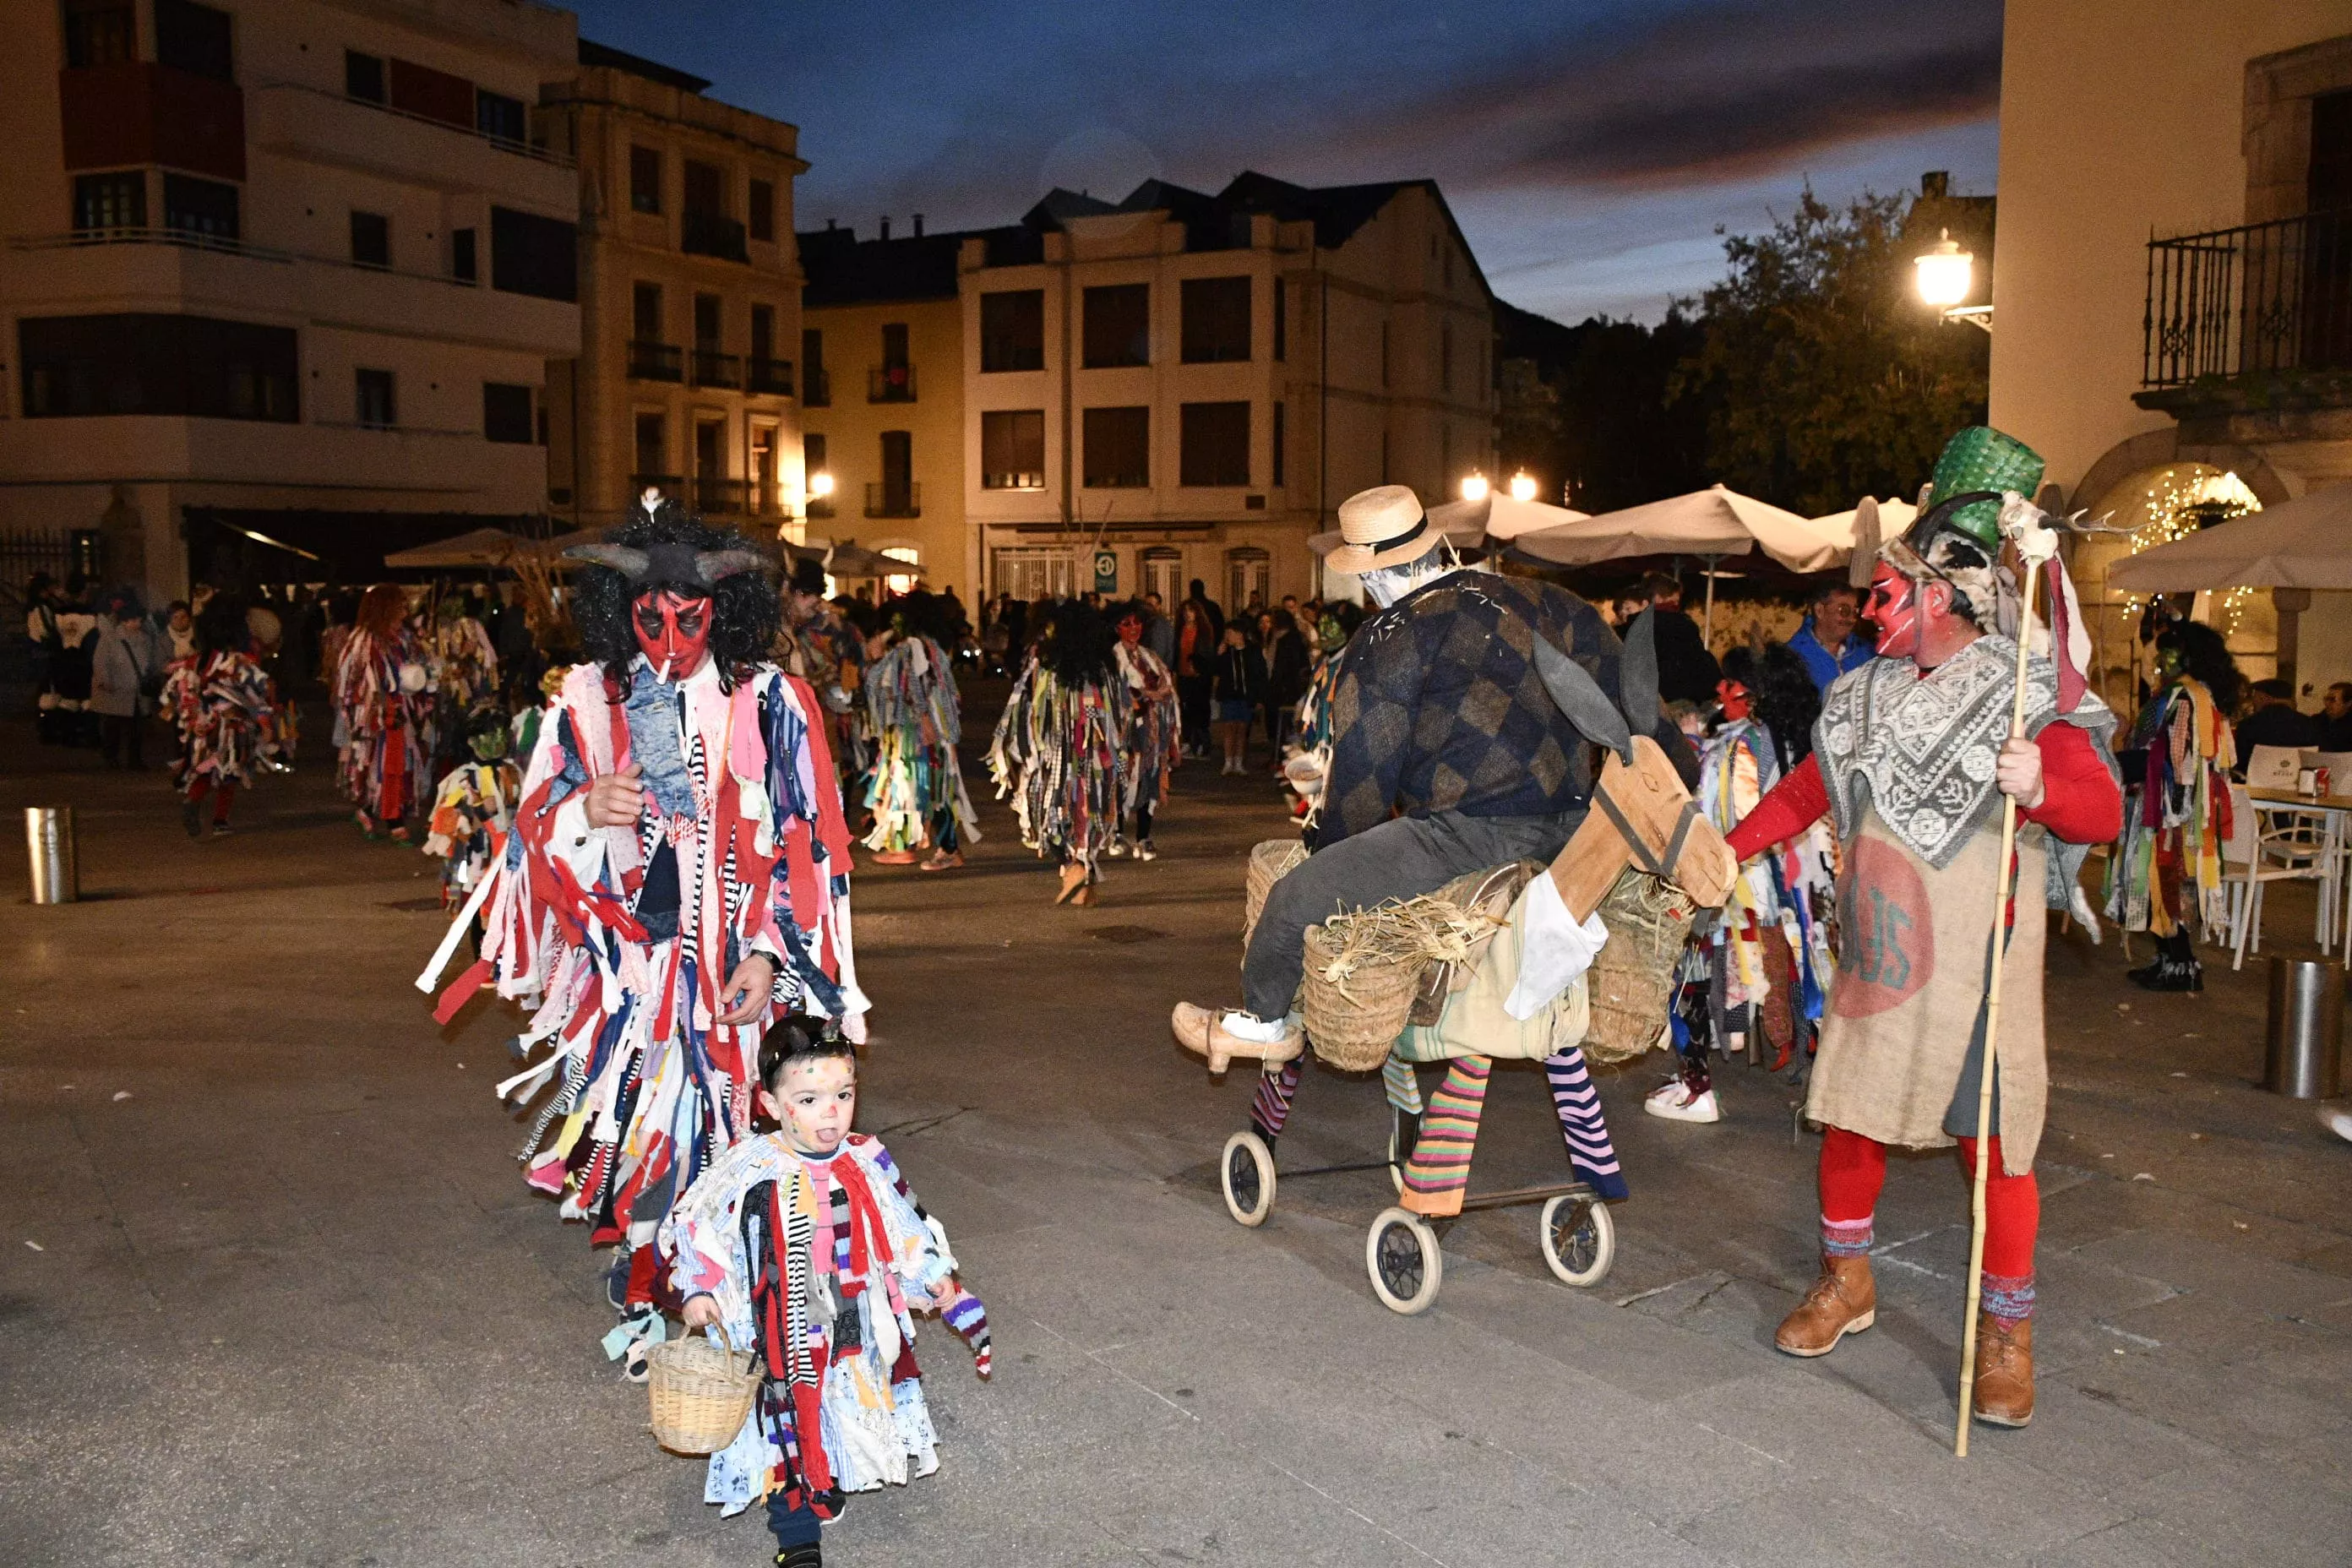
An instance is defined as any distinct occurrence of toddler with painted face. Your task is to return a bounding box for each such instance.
[661,1016,988,1568]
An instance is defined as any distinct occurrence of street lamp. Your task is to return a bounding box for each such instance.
[1914,229,1991,331]
[1507,471,1538,504]
[1460,471,1489,502]
[808,471,836,498]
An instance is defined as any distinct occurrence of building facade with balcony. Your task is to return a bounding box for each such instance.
[539,43,804,538]
[1991,0,2352,695]
[0,0,583,598]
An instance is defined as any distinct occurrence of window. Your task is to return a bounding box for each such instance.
[155,0,231,81]
[748,178,775,242]
[1180,276,1250,363]
[875,430,915,515]
[1272,280,1286,362]
[63,1,135,68]
[1082,283,1149,368]
[684,161,723,215]
[19,312,297,421]
[349,210,389,269]
[483,382,533,444]
[1083,406,1148,487]
[633,281,662,340]
[490,206,577,302]
[881,322,908,368]
[634,411,667,477]
[1272,400,1285,487]
[72,172,144,233]
[1227,548,1270,615]
[344,49,385,102]
[750,303,774,364]
[1180,401,1250,487]
[980,289,1044,373]
[982,410,1046,490]
[163,175,237,242]
[694,418,724,483]
[355,368,396,429]
[694,292,721,351]
[803,431,828,505]
[803,327,828,406]
[879,546,920,596]
[629,145,662,214]
[1440,323,1453,393]
[475,89,526,147]
[451,227,476,282]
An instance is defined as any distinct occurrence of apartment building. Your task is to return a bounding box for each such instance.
[540,41,804,536]
[0,0,583,599]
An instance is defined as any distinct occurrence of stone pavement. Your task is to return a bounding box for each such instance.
[3,699,2348,1568]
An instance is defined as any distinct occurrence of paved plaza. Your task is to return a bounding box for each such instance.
[3,696,2349,1567]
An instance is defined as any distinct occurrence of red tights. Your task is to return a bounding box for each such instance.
[186,777,236,825]
[1817,1125,2039,1278]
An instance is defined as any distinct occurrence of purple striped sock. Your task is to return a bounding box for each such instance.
[1980,1270,2034,1326]
[1821,1216,1874,1257]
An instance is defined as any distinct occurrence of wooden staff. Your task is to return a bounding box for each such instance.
[1954,555,2042,1458]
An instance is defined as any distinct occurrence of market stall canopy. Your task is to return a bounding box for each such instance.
[2105,483,2352,591]
[823,541,899,578]
[1425,493,1589,542]
[1512,485,1843,574]
[1809,498,1918,553]
[383,526,542,569]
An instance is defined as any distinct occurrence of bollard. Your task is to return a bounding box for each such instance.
[24,806,78,905]
[2264,956,2343,1100]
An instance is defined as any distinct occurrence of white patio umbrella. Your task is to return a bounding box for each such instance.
[1809,498,1918,554]
[1425,492,1589,542]
[1513,484,1846,637]
[2106,483,2352,591]
[384,526,535,569]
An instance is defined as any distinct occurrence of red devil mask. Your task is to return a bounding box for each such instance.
[1865,562,1922,662]
[634,591,712,680]
[1715,678,1750,721]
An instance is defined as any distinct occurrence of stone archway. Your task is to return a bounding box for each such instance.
[2069,459,2273,707]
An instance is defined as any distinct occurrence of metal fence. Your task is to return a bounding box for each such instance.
[2145,206,2352,388]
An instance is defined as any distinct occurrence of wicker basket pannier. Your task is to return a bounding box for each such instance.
[1582,868,1698,1064]
[646,1322,763,1455]
[1300,922,1424,1072]
[1241,838,1309,950]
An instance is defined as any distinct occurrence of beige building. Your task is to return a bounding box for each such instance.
[1991,0,2352,694]
[541,43,805,538]
[0,0,582,599]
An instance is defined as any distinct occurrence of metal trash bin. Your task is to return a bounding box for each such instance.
[24,806,78,905]
[2265,956,2343,1100]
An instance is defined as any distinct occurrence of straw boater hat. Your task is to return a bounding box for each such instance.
[1326,485,1447,576]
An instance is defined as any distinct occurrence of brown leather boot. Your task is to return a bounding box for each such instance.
[1971,1314,2034,1427]
[1774,1254,1876,1357]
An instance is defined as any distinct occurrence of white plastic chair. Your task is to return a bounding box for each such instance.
[2244,743,2306,791]
[2225,781,2331,969]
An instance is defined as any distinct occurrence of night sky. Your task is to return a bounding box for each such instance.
[566,0,2001,324]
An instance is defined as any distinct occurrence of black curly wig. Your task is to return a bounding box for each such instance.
[570,506,779,696]
[1043,597,1117,686]
[194,594,249,660]
[1721,641,1823,770]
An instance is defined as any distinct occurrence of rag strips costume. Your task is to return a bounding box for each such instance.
[860,634,979,857]
[424,754,522,906]
[1111,637,1181,846]
[165,650,281,794]
[988,647,1122,873]
[2105,673,2235,944]
[334,611,431,827]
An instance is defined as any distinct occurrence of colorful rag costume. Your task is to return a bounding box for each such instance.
[164,650,280,792]
[423,758,521,906]
[427,607,500,750]
[988,651,1122,871]
[861,634,979,856]
[334,620,430,825]
[1111,639,1180,836]
[658,1131,989,1522]
[2105,674,2235,941]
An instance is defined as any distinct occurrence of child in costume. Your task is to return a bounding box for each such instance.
[1107,600,1180,861]
[422,709,522,907]
[662,1015,989,1568]
[858,591,979,872]
[164,594,282,838]
[334,583,431,841]
[988,599,1123,905]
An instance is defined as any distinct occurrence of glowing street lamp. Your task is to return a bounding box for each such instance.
[1914,229,1991,331]
[808,471,836,498]
[1507,471,1538,504]
[1460,471,1489,502]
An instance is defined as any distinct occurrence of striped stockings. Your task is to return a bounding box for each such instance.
[1545,1048,1628,1202]
[1401,1058,1491,1217]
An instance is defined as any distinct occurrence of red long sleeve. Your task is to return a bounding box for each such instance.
[1723,723,2121,862]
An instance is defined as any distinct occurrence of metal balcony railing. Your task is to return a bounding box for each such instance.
[627,340,683,381]
[746,357,795,395]
[689,348,740,389]
[694,476,749,514]
[2144,207,2352,389]
[868,363,916,402]
[681,210,749,263]
[865,481,921,518]
[803,366,831,407]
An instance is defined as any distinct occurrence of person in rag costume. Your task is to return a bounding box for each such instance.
[776,555,867,810]
[1169,483,1693,1067]
[1723,427,2121,1428]
[2104,627,2237,992]
[859,590,980,871]
[165,594,282,838]
[334,583,431,841]
[422,707,523,907]
[988,598,1123,906]
[1106,599,1181,861]
[427,589,501,765]
[414,501,867,1343]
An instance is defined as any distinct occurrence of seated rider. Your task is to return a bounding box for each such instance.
[1173,483,1696,1064]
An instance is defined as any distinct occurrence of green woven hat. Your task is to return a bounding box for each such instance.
[1920,427,2044,551]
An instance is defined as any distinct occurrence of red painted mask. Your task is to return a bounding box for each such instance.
[1716,679,1750,721]
[1865,563,1921,662]
[634,591,712,680]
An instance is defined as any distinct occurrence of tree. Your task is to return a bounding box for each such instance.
[1494,302,1710,514]
[1671,186,1990,517]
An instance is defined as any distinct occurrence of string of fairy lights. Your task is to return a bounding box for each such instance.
[2118,466,2261,633]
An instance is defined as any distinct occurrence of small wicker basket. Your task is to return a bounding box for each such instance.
[1300,922,1424,1072]
[1583,868,1698,1064]
[646,1322,763,1455]
[1241,838,1309,950]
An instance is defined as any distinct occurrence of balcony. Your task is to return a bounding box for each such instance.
[803,366,831,407]
[747,357,795,396]
[865,481,921,519]
[245,81,574,209]
[681,210,749,263]
[63,61,245,182]
[628,340,683,381]
[689,348,741,389]
[695,476,749,514]
[868,363,917,402]
[2140,208,2352,416]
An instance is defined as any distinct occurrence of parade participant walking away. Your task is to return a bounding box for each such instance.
[90,589,161,770]
[860,591,979,871]
[422,709,522,907]
[1108,600,1181,860]
[164,595,282,838]
[1724,428,2121,1429]
[2106,627,2237,991]
[988,598,1122,905]
[660,1016,989,1568]
[415,501,866,1337]
[334,584,431,841]
[427,590,500,761]
[778,558,866,807]
[1788,581,1872,694]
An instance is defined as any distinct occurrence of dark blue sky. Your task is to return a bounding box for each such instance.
[568,0,2001,323]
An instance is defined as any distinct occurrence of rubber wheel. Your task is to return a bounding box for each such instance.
[1386,1107,1419,1195]
[1221,1130,1277,1228]
[1539,1190,1616,1287]
[1365,1206,1443,1314]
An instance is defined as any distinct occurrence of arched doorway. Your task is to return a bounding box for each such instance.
[2071,462,2265,709]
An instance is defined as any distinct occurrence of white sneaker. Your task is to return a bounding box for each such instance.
[1106,838,1130,859]
[1643,1081,1721,1124]
[2322,1106,2352,1145]
[1134,839,1158,862]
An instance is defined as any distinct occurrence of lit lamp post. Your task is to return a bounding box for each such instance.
[1507,471,1538,504]
[1914,229,1991,331]
[1460,471,1490,502]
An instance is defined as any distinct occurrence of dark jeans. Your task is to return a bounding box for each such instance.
[1241,808,1582,1021]
[1177,675,1211,752]
[769,1491,823,1548]
[99,714,144,769]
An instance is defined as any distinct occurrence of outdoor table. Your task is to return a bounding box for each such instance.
[2247,787,2352,963]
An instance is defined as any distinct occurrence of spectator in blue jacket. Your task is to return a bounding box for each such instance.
[1788,580,1872,693]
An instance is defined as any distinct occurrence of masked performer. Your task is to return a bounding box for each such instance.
[1108,600,1181,861]
[427,591,501,761]
[861,591,980,871]
[416,502,865,1331]
[778,557,867,808]
[423,709,523,907]
[2104,627,2237,992]
[988,599,1121,906]
[165,595,282,838]
[335,584,431,841]
[1723,428,2121,1429]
